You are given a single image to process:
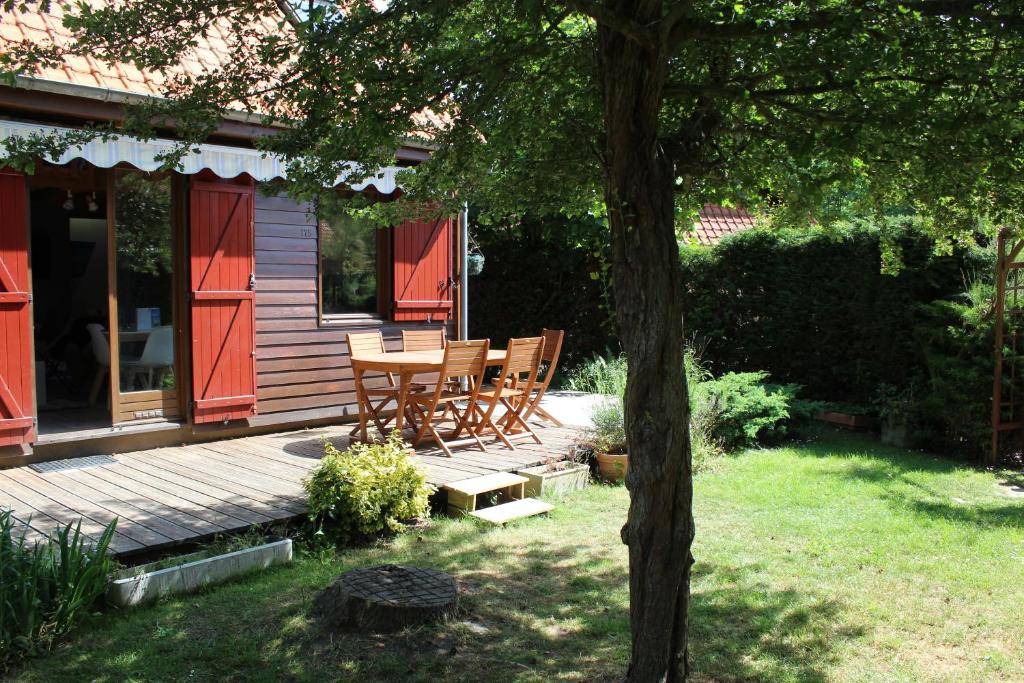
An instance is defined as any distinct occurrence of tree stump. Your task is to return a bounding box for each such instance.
[315,564,458,633]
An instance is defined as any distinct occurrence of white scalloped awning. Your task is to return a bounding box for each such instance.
[0,119,403,193]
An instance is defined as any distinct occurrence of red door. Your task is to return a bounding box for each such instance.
[0,170,34,446]
[189,179,257,423]
[392,215,454,321]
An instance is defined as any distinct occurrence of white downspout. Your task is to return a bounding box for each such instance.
[459,202,469,341]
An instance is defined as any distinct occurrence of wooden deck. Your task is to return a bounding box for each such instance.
[0,423,581,556]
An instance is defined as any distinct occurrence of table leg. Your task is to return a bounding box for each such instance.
[353,365,368,443]
[394,370,412,433]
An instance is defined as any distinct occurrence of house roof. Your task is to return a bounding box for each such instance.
[690,204,757,246]
[0,2,277,99]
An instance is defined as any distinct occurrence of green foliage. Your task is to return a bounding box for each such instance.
[318,208,379,315]
[565,352,627,397]
[680,224,990,407]
[113,172,173,277]
[303,433,433,545]
[470,214,616,369]
[693,372,801,451]
[570,350,793,458]
[912,277,996,457]
[588,397,627,454]
[1,509,115,670]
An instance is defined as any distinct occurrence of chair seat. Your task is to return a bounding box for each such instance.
[478,385,524,399]
[364,383,427,397]
[410,390,473,405]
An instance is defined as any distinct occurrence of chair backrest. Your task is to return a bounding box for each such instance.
[535,328,565,389]
[503,336,545,377]
[139,326,174,366]
[402,328,446,352]
[86,323,110,367]
[439,339,490,381]
[346,331,386,357]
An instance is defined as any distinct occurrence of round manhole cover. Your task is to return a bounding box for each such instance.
[316,564,458,633]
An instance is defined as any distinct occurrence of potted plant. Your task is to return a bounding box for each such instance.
[587,397,629,483]
[466,233,485,275]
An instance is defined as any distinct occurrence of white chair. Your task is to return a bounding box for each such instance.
[86,323,111,405]
[123,325,174,390]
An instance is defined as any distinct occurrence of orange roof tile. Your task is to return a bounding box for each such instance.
[0,1,284,103]
[689,204,757,246]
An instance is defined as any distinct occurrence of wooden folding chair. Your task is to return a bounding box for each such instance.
[505,328,565,428]
[346,332,422,438]
[408,340,496,457]
[402,327,447,351]
[475,336,546,445]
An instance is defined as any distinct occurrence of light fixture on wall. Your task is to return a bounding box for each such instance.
[62,190,74,211]
[87,192,99,213]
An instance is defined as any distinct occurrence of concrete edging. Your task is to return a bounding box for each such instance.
[107,538,293,608]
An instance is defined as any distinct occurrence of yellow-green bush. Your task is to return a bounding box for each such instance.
[303,433,434,545]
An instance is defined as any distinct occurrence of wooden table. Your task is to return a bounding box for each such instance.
[350,349,505,442]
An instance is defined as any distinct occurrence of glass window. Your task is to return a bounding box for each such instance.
[113,170,175,393]
[320,213,381,316]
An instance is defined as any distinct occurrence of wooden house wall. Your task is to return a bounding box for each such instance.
[252,193,452,428]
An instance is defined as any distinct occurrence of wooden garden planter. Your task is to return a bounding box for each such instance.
[517,462,590,497]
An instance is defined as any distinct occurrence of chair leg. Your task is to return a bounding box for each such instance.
[501,397,542,444]
[450,404,488,452]
[472,403,515,450]
[89,367,106,405]
[532,404,563,427]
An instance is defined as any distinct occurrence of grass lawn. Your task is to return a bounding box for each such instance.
[9,428,1024,682]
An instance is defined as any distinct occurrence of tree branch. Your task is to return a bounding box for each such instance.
[563,0,657,51]
[666,0,1024,53]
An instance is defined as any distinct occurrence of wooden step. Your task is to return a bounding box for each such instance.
[444,472,528,496]
[469,498,554,525]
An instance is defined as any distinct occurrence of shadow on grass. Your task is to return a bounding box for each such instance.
[798,429,1024,531]
[688,562,860,683]
[15,510,866,683]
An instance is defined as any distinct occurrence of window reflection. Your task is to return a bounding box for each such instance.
[114,171,175,392]
[321,213,379,315]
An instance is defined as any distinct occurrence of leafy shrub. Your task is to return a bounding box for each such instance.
[1,510,115,670]
[694,372,801,450]
[304,433,434,545]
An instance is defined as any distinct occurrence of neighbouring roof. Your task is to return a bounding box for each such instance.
[690,204,757,246]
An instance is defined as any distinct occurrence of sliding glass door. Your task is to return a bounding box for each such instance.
[109,170,180,422]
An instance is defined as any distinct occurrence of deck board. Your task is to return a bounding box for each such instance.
[0,423,581,556]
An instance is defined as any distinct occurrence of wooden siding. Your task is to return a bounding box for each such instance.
[253,194,452,422]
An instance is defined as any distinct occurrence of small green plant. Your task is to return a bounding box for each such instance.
[565,353,627,397]
[303,432,434,545]
[1,509,116,670]
[588,397,628,454]
[694,372,801,450]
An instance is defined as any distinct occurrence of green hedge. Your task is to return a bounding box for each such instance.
[469,214,616,370]
[470,215,995,456]
[679,225,991,408]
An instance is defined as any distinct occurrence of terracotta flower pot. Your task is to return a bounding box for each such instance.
[596,451,629,483]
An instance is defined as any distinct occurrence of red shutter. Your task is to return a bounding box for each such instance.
[189,179,257,424]
[392,215,454,321]
[0,170,34,447]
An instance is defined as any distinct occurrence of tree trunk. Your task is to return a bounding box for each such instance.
[596,4,695,682]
